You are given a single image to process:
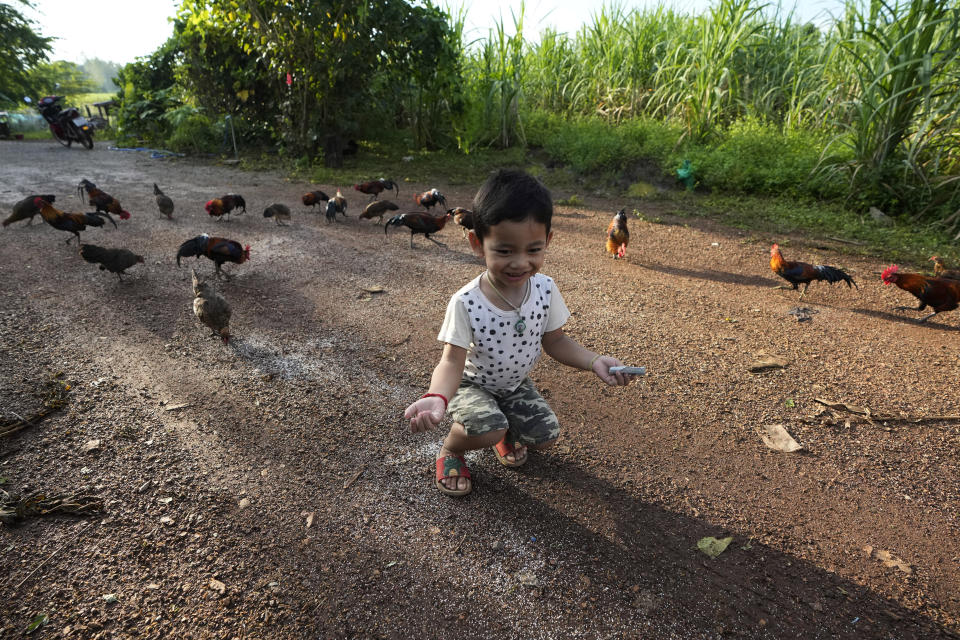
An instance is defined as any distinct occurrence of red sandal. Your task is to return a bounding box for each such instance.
[492,436,527,468]
[435,454,472,496]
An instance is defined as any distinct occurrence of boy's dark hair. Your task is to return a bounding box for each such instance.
[471,169,552,241]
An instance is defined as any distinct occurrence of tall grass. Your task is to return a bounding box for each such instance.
[456,0,960,226]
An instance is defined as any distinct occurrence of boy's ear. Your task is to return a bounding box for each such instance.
[545,230,554,247]
[468,230,483,255]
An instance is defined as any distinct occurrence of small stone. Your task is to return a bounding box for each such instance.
[160,516,174,526]
[517,571,539,587]
[238,498,251,509]
[137,481,151,493]
[82,439,101,453]
[102,594,118,604]
[209,578,226,594]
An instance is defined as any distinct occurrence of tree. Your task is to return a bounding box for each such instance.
[80,58,122,92]
[29,60,97,96]
[0,0,52,106]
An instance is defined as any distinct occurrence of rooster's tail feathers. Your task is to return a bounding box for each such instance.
[177,234,209,266]
[384,214,404,234]
[815,265,857,289]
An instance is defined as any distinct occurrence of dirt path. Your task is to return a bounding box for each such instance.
[0,139,957,639]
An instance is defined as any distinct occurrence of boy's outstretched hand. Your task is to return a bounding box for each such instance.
[592,355,637,386]
[404,396,446,433]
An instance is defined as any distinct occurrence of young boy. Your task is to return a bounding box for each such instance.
[403,169,638,496]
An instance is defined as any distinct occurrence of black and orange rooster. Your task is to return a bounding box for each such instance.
[176,234,250,279]
[354,178,399,201]
[449,207,473,238]
[881,264,960,323]
[360,200,399,224]
[301,190,329,210]
[606,209,629,259]
[770,243,857,299]
[4,194,57,227]
[205,194,246,221]
[930,256,960,280]
[414,188,446,211]
[38,197,115,245]
[77,179,130,223]
[385,210,453,248]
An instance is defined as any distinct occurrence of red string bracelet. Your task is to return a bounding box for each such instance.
[420,392,448,412]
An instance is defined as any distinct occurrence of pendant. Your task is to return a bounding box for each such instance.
[514,318,526,335]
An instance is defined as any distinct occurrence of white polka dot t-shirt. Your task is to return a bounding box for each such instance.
[438,273,571,394]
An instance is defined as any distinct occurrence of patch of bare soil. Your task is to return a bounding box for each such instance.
[0,139,958,639]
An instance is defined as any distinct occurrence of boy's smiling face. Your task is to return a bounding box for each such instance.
[469,218,553,293]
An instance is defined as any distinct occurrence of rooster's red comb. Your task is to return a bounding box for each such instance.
[880,264,899,283]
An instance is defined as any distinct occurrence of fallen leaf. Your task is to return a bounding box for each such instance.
[757,424,803,452]
[864,545,912,574]
[306,512,315,529]
[209,578,227,594]
[362,285,386,294]
[697,536,733,558]
[25,614,47,634]
[749,353,789,372]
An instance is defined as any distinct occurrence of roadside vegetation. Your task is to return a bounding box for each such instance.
[3,0,958,264]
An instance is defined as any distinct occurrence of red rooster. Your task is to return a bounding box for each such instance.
[354,178,399,201]
[176,234,250,279]
[770,243,857,299]
[449,207,473,238]
[385,210,453,248]
[4,194,57,227]
[606,209,629,259]
[881,264,960,323]
[414,188,446,210]
[301,190,329,210]
[78,179,130,223]
[205,195,247,221]
[38,197,115,244]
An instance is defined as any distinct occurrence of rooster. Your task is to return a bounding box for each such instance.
[192,269,232,344]
[205,194,246,221]
[606,209,629,259]
[333,189,347,217]
[360,200,399,224]
[176,234,250,279]
[4,194,57,227]
[38,197,115,245]
[414,188,446,211]
[301,190,329,210]
[770,243,857,299]
[930,256,960,280]
[385,210,452,248]
[354,178,399,201]
[324,200,338,223]
[263,203,291,226]
[77,179,130,223]
[154,183,174,219]
[448,207,473,238]
[79,244,144,280]
[881,264,960,323]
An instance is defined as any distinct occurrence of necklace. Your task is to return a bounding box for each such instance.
[486,272,528,335]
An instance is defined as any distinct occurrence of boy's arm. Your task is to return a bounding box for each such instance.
[541,328,634,386]
[404,342,467,433]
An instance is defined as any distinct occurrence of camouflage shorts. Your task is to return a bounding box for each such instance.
[448,378,560,445]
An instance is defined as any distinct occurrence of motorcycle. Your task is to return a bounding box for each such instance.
[25,95,94,149]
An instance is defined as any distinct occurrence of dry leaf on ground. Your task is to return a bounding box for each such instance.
[758,424,803,452]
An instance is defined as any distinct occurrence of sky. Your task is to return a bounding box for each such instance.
[24,0,847,66]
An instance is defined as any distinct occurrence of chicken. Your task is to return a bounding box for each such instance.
[324,199,338,223]
[385,210,453,248]
[606,209,629,259]
[333,189,347,217]
[449,207,473,238]
[77,179,131,223]
[301,190,329,210]
[770,243,857,299]
[881,264,960,323]
[176,234,250,279]
[79,244,144,280]
[4,194,56,227]
[263,203,291,226]
[38,197,115,245]
[360,200,399,224]
[414,188,446,210]
[354,178,399,201]
[192,269,232,344]
[205,194,247,221]
[154,183,174,219]
[930,256,960,280]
